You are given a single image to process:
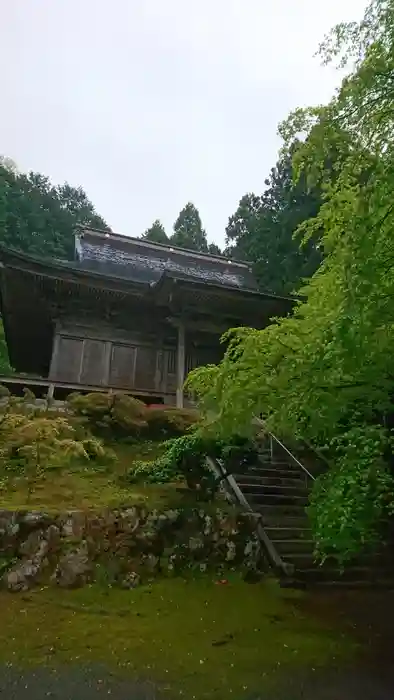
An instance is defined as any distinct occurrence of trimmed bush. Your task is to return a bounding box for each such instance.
[145,406,199,438]
[67,392,148,439]
[68,392,199,441]
[126,431,259,501]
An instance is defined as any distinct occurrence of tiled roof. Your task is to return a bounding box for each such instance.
[76,229,258,291]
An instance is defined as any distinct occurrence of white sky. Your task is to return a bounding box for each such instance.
[1,0,366,247]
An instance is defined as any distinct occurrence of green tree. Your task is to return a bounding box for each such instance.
[208,242,222,256]
[142,219,169,244]
[225,145,322,295]
[171,202,208,252]
[0,320,12,375]
[187,0,394,564]
[0,162,109,260]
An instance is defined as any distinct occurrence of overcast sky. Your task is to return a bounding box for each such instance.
[2,0,365,247]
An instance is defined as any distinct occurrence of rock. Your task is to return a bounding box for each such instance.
[188,536,204,552]
[225,540,237,562]
[1,503,267,591]
[19,529,45,557]
[52,541,92,588]
[60,511,86,538]
[142,553,160,574]
[243,536,263,571]
[203,515,214,536]
[163,509,180,525]
[4,539,49,592]
[0,511,20,554]
[121,571,141,589]
[21,511,51,530]
[45,525,61,554]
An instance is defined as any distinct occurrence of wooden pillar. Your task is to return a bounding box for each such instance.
[49,332,60,379]
[46,383,55,406]
[176,322,185,409]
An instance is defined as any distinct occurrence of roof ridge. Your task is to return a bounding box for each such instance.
[77,226,251,268]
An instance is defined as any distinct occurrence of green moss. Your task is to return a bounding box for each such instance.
[0,441,175,511]
[0,576,357,699]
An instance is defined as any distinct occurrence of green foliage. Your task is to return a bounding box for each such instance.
[225,144,323,295]
[128,432,217,492]
[208,242,222,256]
[0,395,108,499]
[140,209,222,255]
[0,324,12,375]
[68,392,200,441]
[141,219,169,244]
[188,0,394,562]
[0,161,109,260]
[67,392,147,438]
[144,406,200,439]
[128,431,258,503]
[308,425,394,564]
[171,202,209,252]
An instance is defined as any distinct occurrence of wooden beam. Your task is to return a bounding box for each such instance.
[176,322,185,409]
[0,373,176,400]
[167,315,238,336]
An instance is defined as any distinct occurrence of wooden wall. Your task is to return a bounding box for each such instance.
[48,318,220,396]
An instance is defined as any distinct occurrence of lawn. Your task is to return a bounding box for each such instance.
[0,440,179,512]
[0,575,358,699]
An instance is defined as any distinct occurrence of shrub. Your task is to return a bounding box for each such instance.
[145,406,199,438]
[110,393,147,432]
[68,392,199,441]
[0,393,111,499]
[67,391,112,418]
[67,392,147,438]
[308,424,394,565]
[126,431,258,501]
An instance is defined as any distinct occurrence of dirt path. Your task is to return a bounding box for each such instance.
[1,587,393,699]
[1,664,393,700]
[0,665,159,699]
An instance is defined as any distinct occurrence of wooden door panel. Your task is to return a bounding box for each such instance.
[80,340,106,386]
[134,346,157,391]
[53,336,83,383]
[109,344,136,388]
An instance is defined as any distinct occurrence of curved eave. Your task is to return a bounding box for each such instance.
[0,245,152,297]
[166,274,297,304]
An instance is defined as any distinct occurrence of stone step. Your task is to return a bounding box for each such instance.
[293,561,394,581]
[247,492,309,507]
[264,526,313,540]
[281,552,392,568]
[238,483,307,498]
[257,458,294,469]
[253,504,308,523]
[242,466,305,480]
[280,577,394,590]
[234,474,306,489]
[269,539,315,555]
[233,474,307,492]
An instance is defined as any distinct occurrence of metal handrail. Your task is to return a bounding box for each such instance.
[205,456,295,577]
[253,417,315,482]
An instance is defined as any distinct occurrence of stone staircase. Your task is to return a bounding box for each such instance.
[231,441,394,588]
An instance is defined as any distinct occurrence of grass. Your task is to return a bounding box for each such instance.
[0,575,358,699]
[0,440,178,512]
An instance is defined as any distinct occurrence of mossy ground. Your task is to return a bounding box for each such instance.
[0,438,378,698]
[0,575,358,699]
[0,440,177,511]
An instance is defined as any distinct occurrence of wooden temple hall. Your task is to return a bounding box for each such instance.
[0,228,294,407]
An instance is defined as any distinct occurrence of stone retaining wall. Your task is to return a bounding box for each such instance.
[0,506,266,592]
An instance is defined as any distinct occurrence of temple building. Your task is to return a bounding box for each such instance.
[0,228,294,406]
